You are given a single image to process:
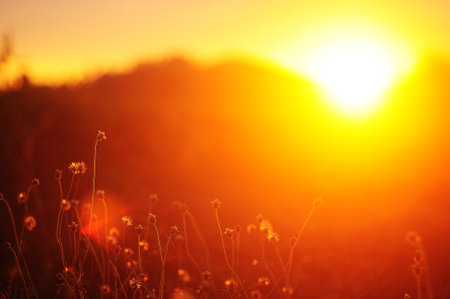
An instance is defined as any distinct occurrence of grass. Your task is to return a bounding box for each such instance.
[0,130,433,299]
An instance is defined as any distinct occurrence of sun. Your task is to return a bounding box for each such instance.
[301,35,414,115]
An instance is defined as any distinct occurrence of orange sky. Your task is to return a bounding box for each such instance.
[1,0,450,86]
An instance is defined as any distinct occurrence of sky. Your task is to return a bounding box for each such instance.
[1,0,450,85]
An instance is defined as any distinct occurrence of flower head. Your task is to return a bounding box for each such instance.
[129,277,142,289]
[100,284,111,294]
[148,213,157,225]
[68,221,79,233]
[313,196,323,208]
[61,199,71,211]
[31,178,40,187]
[135,224,145,235]
[68,162,87,175]
[109,227,120,237]
[24,216,37,231]
[121,216,133,227]
[250,290,262,299]
[170,225,180,236]
[211,198,222,210]
[223,228,235,239]
[97,130,107,142]
[96,190,105,200]
[17,192,27,204]
[54,169,62,180]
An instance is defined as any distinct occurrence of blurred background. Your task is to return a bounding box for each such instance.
[1,1,449,298]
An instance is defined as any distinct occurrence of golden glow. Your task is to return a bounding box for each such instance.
[307,39,400,113]
[273,22,416,116]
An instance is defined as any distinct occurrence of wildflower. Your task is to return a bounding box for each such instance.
[414,249,424,263]
[211,198,222,210]
[405,231,421,247]
[135,224,145,235]
[257,276,270,287]
[17,192,27,204]
[54,169,62,180]
[411,262,422,276]
[113,245,122,256]
[97,130,107,142]
[140,272,149,282]
[129,277,142,289]
[178,269,191,283]
[109,227,120,237]
[70,199,79,207]
[282,286,293,296]
[149,193,158,204]
[174,234,184,244]
[223,228,235,239]
[100,284,111,294]
[172,201,182,210]
[250,290,262,299]
[126,260,137,269]
[224,278,237,290]
[107,235,117,246]
[148,213,157,225]
[121,216,133,227]
[170,225,180,236]
[96,190,105,200]
[201,270,211,281]
[24,216,37,231]
[68,221,79,233]
[31,178,40,187]
[313,196,323,208]
[139,240,149,251]
[234,224,241,233]
[256,213,264,225]
[61,199,71,211]
[180,204,187,214]
[124,248,134,259]
[68,162,87,175]
[247,224,257,233]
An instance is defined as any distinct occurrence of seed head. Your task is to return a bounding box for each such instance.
[211,198,222,210]
[97,130,107,142]
[148,213,157,225]
[257,276,270,287]
[24,216,37,231]
[121,216,133,227]
[223,228,235,239]
[170,225,180,236]
[100,284,111,294]
[411,262,422,276]
[201,270,212,281]
[247,224,257,234]
[135,224,145,235]
[109,227,120,237]
[54,169,62,180]
[17,192,27,204]
[149,193,158,204]
[234,224,241,233]
[31,178,40,187]
[96,190,105,200]
[61,199,71,211]
[250,290,262,299]
[68,221,79,233]
[313,196,323,208]
[140,272,149,282]
[124,248,134,259]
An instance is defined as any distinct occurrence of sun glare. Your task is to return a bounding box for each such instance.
[302,36,414,115]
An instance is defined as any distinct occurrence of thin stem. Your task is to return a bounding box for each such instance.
[100,197,110,284]
[66,174,75,200]
[138,234,142,273]
[181,212,202,275]
[109,260,127,298]
[1,195,37,297]
[187,211,211,269]
[87,140,99,247]
[213,208,247,298]
[153,222,164,299]
[286,205,316,288]
[5,243,29,299]
[416,274,422,299]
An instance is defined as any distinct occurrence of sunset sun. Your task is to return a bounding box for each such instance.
[299,33,415,115]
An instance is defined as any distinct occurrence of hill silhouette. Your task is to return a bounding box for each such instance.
[1,56,449,297]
